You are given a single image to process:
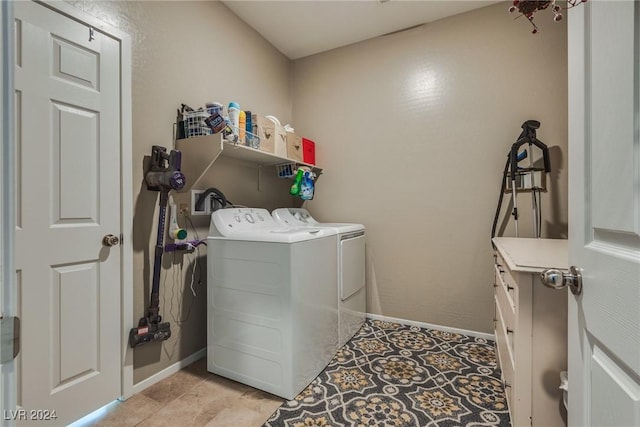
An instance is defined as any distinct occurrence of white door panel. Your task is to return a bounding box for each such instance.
[14,1,121,425]
[340,235,365,300]
[568,1,640,425]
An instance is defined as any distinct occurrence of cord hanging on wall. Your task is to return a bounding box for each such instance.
[194,187,230,212]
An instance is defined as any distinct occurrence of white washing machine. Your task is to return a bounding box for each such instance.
[206,208,338,400]
[272,208,366,348]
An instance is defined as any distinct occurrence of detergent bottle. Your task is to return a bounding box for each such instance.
[239,111,246,144]
[300,171,315,200]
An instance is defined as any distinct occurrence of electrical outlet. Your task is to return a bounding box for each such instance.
[191,190,208,216]
[179,203,189,215]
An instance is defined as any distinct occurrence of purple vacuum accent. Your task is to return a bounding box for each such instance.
[170,171,186,191]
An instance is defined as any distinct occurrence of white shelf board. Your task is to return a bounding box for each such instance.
[220,139,316,168]
[175,133,320,192]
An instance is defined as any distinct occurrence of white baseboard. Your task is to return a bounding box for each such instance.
[366,313,494,341]
[132,347,207,395]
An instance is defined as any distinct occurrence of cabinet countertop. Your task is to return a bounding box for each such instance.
[492,237,568,273]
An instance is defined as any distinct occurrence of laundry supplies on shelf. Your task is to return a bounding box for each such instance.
[288,167,316,200]
[175,133,322,193]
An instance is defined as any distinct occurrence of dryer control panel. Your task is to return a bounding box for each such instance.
[272,208,317,226]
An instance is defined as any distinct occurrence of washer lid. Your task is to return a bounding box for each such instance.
[209,207,335,242]
[208,228,335,243]
[313,223,365,233]
[272,208,364,233]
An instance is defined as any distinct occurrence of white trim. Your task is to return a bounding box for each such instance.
[1,1,17,424]
[117,16,134,404]
[39,0,134,401]
[366,313,495,341]
[131,348,207,395]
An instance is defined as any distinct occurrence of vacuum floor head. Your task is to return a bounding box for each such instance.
[129,321,171,348]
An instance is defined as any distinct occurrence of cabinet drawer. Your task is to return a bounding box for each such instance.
[494,261,517,312]
[494,265,515,317]
[495,292,516,359]
[494,302,515,417]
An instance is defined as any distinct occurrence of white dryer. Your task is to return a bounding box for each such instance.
[272,208,366,348]
[207,208,338,400]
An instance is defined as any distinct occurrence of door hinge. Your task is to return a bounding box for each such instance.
[0,315,20,364]
[120,233,124,245]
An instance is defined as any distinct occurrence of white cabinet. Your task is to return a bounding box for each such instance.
[492,237,568,427]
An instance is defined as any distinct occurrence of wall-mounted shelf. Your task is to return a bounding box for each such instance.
[175,133,321,193]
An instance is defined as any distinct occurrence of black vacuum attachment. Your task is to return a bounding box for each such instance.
[129,318,172,347]
[130,146,186,348]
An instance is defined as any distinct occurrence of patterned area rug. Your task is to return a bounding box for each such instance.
[264,319,510,427]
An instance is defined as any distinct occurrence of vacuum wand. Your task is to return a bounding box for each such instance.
[147,190,169,324]
[130,146,186,348]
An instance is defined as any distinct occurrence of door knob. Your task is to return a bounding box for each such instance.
[102,234,120,247]
[540,266,582,295]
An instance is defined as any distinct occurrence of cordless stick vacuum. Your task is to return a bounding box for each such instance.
[129,146,186,348]
[491,120,551,243]
[508,120,550,237]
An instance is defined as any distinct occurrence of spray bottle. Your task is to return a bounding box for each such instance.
[227,102,240,141]
[290,169,304,196]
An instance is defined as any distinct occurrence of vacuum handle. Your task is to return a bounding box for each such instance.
[522,120,540,130]
[146,146,186,191]
[510,120,551,180]
[539,140,551,173]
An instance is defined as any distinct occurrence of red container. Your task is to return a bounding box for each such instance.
[302,138,315,165]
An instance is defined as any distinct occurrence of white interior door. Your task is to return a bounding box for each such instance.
[568,1,640,426]
[13,1,122,425]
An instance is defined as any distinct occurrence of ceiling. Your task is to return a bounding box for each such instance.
[221,0,499,60]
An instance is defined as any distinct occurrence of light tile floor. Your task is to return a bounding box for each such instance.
[87,358,283,427]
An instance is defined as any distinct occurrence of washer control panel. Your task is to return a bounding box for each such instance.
[210,208,277,236]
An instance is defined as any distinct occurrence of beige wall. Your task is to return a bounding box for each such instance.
[65,0,568,384]
[66,0,295,383]
[291,3,568,333]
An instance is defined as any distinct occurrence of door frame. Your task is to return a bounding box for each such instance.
[1,0,17,421]
[1,0,135,406]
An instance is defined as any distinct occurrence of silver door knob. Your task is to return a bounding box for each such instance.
[102,234,120,247]
[540,266,582,295]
